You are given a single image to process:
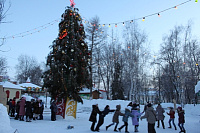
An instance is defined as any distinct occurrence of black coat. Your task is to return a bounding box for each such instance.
[34,101,40,114]
[100,107,115,118]
[25,101,32,116]
[89,105,101,122]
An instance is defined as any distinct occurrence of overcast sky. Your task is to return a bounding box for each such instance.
[0,0,199,80]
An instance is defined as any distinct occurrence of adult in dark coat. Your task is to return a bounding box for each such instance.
[25,101,32,122]
[14,100,20,120]
[156,104,165,129]
[30,99,35,119]
[39,100,44,120]
[94,105,115,132]
[50,100,57,121]
[33,99,41,120]
[19,97,26,121]
[8,99,13,116]
[141,103,157,133]
[89,104,101,131]
[177,107,186,133]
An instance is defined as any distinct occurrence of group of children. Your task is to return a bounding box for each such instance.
[89,102,186,133]
[89,102,144,133]
[8,97,44,122]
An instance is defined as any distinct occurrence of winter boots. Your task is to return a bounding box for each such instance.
[106,125,111,131]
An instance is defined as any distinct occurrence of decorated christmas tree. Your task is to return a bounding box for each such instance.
[43,2,90,104]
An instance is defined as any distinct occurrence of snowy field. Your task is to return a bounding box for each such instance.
[1,98,200,133]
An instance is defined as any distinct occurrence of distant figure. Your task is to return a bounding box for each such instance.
[30,99,35,119]
[25,100,32,122]
[14,100,20,120]
[118,106,134,133]
[11,97,16,117]
[89,103,101,131]
[167,107,177,130]
[177,107,186,133]
[33,99,41,120]
[106,105,125,131]
[50,100,57,121]
[39,100,44,120]
[8,99,13,116]
[94,105,115,132]
[156,104,165,129]
[19,97,26,121]
[141,103,157,133]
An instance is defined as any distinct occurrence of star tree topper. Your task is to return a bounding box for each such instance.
[70,0,76,7]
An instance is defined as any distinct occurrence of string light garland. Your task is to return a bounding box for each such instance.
[0,0,197,40]
[0,19,59,40]
[84,0,193,27]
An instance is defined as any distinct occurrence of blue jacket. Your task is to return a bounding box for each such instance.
[122,108,134,122]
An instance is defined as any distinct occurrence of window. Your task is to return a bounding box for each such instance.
[16,91,20,99]
[6,90,10,98]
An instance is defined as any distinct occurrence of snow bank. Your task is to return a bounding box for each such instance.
[0,104,14,133]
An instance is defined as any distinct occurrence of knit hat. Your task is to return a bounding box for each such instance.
[147,103,152,107]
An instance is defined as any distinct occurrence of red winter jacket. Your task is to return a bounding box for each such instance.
[167,109,175,118]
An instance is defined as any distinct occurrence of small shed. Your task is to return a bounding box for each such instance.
[79,88,100,99]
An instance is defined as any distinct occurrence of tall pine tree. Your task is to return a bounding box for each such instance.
[43,5,90,103]
[111,62,124,100]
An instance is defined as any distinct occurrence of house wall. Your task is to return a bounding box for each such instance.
[92,91,99,99]
[0,85,9,112]
[4,88,22,100]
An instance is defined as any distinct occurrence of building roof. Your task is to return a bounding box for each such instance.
[18,82,41,88]
[18,77,41,88]
[0,81,25,90]
[79,87,99,94]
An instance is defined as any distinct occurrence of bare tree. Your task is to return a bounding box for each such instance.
[122,22,148,102]
[181,22,200,103]
[159,25,185,103]
[0,56,7,75]
[85,16,107,98]
[15,54,42,85]
[0,0,11,49]
[0,0,10,24]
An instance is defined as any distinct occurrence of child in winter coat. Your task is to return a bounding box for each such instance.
[95,105,115,132]
[131,105,144,132]
[177,107,186,133]
[167,107,177,130]
[118,106,134,133]
[89,103,101,131]
[106,105,125,132]
[156,104,165,129]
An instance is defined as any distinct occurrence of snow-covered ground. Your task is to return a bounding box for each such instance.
[1,98,200,133]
